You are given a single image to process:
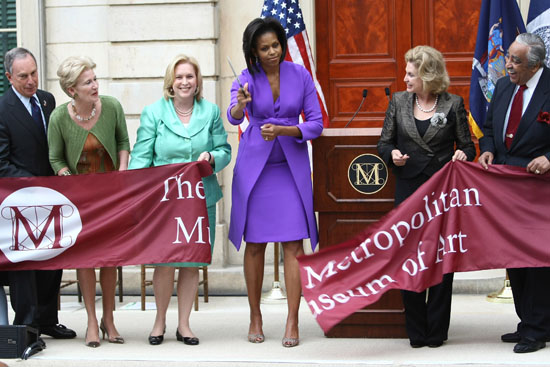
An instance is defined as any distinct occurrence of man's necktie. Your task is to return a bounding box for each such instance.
[30,97,45,133]
[505,84,527,149]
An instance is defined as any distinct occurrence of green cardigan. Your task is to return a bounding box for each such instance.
[48,95,130,174]
[129,97,231,208]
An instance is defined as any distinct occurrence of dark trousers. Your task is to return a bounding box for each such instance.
[8,269,62,327]
[401,273,454,344]
[508,267,550,341]
[395,173,453,344]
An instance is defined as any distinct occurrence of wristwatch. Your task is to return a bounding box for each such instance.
[62,170,72,176]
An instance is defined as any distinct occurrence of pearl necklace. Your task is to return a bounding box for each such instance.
[175,105,194,117]
[415,95,438,113]
[71,99,96,121]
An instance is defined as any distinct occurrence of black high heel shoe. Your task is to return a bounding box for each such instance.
[85,327,100,348]
[100,319,124,344]
[176,329,199,345]
[148,327,166,346]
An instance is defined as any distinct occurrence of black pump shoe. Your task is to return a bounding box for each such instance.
[148,334,164,345]
[176,329,199,345]
[148,328,165,346]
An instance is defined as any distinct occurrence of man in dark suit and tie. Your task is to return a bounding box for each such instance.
[0,47,76,340]
[479,33,550,354]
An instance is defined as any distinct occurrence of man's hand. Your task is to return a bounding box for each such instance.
[478,151,494,170]
[526,155,550,175]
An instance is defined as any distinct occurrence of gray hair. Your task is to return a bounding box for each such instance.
[3,47,36,74]
[515,33,547,68]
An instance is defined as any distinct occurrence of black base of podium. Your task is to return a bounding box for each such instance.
[0,325,44,359]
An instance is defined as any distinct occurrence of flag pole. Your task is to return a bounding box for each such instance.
[486,271,513,303]
[261,242,287,303]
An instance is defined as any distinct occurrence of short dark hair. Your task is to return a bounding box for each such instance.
[242,17,287,75]
[4,47,36,75]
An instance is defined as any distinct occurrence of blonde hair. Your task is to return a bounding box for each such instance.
[57,56,96,98]
[405,46,450,95]
[163,54,203,101]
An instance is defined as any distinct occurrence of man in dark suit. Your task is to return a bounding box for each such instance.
[479,33,550,354]
[0,47,76,340]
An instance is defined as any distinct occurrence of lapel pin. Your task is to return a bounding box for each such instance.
[42,100,47,107]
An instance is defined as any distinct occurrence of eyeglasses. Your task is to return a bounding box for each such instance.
[505,53,523,66]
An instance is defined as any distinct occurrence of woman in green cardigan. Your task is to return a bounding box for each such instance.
[48,56,130,348]
[129,54,231,346]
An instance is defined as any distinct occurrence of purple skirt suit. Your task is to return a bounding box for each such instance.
[227,61,323,250]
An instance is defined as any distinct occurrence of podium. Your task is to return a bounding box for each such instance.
[313,128,407,338]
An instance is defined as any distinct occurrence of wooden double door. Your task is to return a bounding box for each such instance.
[313,0,481,337]
[315,0,481,128]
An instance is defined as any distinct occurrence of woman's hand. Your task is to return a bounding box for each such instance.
[58,167,71,176]
[198,151,213,165]
[237,83,251,107]
[231,83,252,120]
[452,149,467,162]
[391,149,409,166]
[260,123,280,141]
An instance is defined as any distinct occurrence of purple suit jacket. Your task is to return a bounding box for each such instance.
[227,61,323,250]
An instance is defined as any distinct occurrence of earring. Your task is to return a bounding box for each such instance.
[169,87,174,94]
[194,88,199,96]
[73,93,78,99]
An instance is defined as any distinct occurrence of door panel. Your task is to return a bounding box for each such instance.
[316,0,412,127]
[313,0,481,338]
[316,0,481,127]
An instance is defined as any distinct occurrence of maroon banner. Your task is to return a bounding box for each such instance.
[298,161,550,333]
[0,161,213,270]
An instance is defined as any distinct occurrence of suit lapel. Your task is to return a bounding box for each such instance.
[512,67,550,149]
[186,100,209,137]
[400,93,433,152]
[6,88,47,146]
[160,98,191,139]
[422,93,453,144]
[36,90,53,128]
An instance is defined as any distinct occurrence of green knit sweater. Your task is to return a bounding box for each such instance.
[48,95,130,174]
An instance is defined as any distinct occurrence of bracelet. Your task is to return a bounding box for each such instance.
[206,152,212,163]
[62,170,71,176]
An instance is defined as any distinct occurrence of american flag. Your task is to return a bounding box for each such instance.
[260,0,329,127]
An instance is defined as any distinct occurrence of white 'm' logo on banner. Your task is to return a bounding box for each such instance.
[0,187,82,263]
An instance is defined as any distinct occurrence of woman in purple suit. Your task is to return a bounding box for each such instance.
[227,17,323,348]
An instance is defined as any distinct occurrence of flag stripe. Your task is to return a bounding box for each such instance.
[262,0,329,127]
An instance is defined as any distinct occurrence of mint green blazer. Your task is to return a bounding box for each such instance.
[129,97,231,208]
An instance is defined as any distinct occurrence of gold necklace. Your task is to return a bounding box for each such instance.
[175,105,193,117]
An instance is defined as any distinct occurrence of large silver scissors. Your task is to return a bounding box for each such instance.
[227,56,244,90]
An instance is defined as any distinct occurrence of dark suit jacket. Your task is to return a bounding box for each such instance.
[0,87,55,178]
[377,91,476,179]
[0,87,59,326]
[479,66,550,167]
[479,66,550,341]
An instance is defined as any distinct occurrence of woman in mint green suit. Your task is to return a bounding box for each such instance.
[129,54,231,346]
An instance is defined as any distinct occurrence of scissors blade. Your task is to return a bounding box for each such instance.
[227,56,244,89]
